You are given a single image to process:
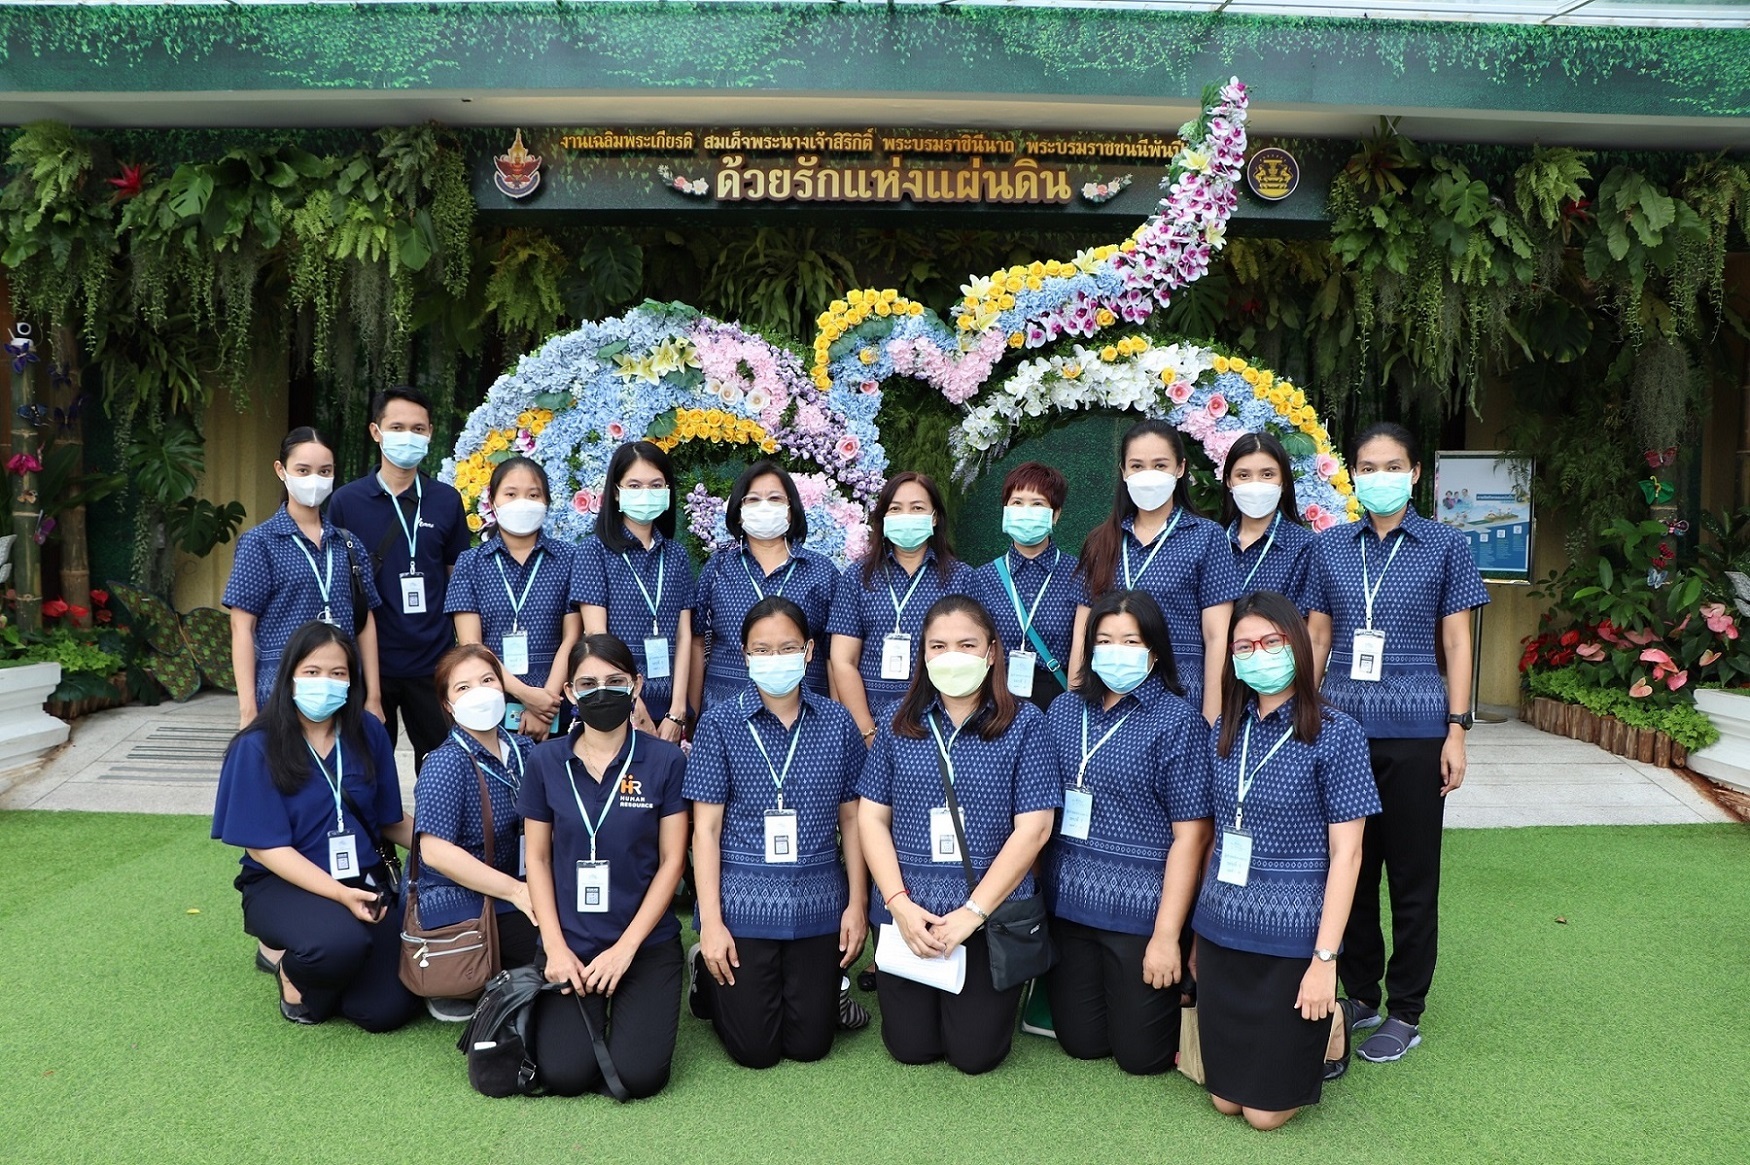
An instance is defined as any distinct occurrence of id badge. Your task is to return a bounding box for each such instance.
[517,830,527,878]
[327,830,360,880]
[1061,787,1093,840]
[1007,650,1037,698]
[644,635,672,680]
[764,809,800,864]
[1350,629,1386,682]
[1216,830,1253,887]
[400,572,427,614]
[502,701,525,732]
[929,805,963,863]
[500,631,530,676]
[881,632,912,681]
[576,860,610,913]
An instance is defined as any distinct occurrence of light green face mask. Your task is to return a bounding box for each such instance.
[1353,471,1414,516]
[1233,648,1296,695]
[885,513,935,551]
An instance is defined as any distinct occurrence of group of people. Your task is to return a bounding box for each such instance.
[212,387,1488,1128]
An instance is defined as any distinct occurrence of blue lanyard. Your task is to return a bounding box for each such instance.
[1122,509,1184,589]
[1239,513,1281,590]
[379,473,424,562]
[745,708,807,811]
[565,731,637,862]
[292,537,335,618]
[450,728,525,793]
[494,548,545,634]
[996,549,1058,640]
[621,547,667,635]
[305,740,346,832]
[886,561,929,634]
[742,546,797,600]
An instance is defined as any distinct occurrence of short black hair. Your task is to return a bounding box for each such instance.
[1349,421,1419,469]
[725,460,808,542]
[370,386,433,426]
[740,595,810,646]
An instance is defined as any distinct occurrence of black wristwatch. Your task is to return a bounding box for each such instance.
[1446,712,1474,730]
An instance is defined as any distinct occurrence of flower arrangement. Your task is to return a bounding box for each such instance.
[683,471,871,568]
[1080,175,1132,204]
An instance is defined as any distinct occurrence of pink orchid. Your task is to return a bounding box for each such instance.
[1629,677,1654,699]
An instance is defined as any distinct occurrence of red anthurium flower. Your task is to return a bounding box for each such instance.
[69,605,89,620]
[107,162,147,200]
[1629,677,1653,699]
[1559,629,1581,647]
[89,589,109,606]
[40,598,69,619]
[1549,648,1575,666]
[95,609,113,624]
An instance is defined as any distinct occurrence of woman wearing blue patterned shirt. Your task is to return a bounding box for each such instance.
[973,461,1080,713]
[1221,433,1316,610]
[1305,423,1489,1064]
[857,595,1060,1075]
[1042,589,1212,1076]
[684,596,869,1067]
[1194,590,1378,1130]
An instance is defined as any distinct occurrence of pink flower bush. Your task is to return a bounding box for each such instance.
[1701,602,1740,638]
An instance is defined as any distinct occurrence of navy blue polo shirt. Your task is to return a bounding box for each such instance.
[1303,507,1491,738]
[683,685,863,941]
[327,471,469,678]
[445,535,578,689]
[1080,512,1242,710]
[827,549,978,711]
[1042,677,1213,936]
[1193,700,1381,959]
[221,506,384,704]
[692,543,839,711]
[516,728,687,962]
[413,728,533,929]
[212,714,404,872]
[973,543,1079,676]
[571,529,696,713]
[856,698,1061,920]
[1227,514,1316,610]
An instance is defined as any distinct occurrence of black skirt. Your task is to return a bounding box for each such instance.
[1197,936,1328,1112]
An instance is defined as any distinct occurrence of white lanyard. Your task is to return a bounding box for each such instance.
[293,537,335,617]
[305,740,346,832]
[1235,717,1294,832]
[1239,513,1281,590]
[742,547,797,600]
[997,550,1057,639]
[565,731,637,862]
[451,728,524,793]
[1122,508,1184,589]
[380,473,424,562]
[1359,531,1407,630]
[926,711,968,789]
[621,548,667,636]
[886,561,929,635]
[1076,703,1136,787]
[745,708,807,811]
[494,548,545,634]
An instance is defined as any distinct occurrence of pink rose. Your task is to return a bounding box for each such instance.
[860,380,880,395]
[836,434,861,462]
[606,421,626,441]
[1316,453,1340,478]
[1167,380,1193,404]
[1206,393,1228,419]
[572,489,599,515]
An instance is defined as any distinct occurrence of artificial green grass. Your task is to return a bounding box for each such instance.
[1,814,1746,1164]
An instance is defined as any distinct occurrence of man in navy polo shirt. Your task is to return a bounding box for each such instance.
[329,386,469,768]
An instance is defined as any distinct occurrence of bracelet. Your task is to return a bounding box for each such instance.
[664,713,687,727]
[884,888,910,907]
[861,727,877,740]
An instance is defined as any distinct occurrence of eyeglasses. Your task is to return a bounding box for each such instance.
[745,645,806,657]
[1231,634,1290,659]
[569,677,633,692]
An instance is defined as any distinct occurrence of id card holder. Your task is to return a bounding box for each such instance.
[764,809,800,864]
[881,632,912,681]
[929,806,962,862]
[400,572,427,615]
[327,830,360,880]
[576,860,610,913]
[500,631,530,676]
[644,636,672,680]
[1061,787,1093,840]
[1216,830,1253,887]
[503,701,525,732]
[517,829,527,878]
[1350,629,1386,682]
[1008,650,1037,698]
[318,606,338,626]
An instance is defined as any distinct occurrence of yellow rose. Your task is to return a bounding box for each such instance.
[1256,371,1274,389]
[1100,346,1118,362]
[1290,391,1306,409]
[1008,332,1025,348]
[1229,357,1248,372]
[875,302,892,317]
[829,299,847,314]
[1028,261,1045,277]
[1212,356,1230,374]
[1026,276,1043,292]
[1241,368,1260,385]
[467,513,484,533]
[882,288,899,302]
[848,290,865,305]
[908,303,924,317]
[1062,364,1081,380]
[958,315,975,332]
[1095,308,1116,327]
[1119,239,1137,253]
[1160,367,1177,384]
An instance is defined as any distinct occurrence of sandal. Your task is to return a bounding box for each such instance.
[1356,1017,1420,1063]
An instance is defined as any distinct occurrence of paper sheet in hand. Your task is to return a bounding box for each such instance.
[876,923,966,995]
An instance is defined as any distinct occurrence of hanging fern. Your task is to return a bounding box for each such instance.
[484,228,568,348]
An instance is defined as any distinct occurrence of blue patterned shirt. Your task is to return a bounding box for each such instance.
[1193,700,1381,958]
[1042,677,1213,936]
[446,535,577,688]
[571,529,697,714]
[973,543,1080,679]
[1228,514,1317,611]
[692,543,838,711]
[412,728,533,928]
[683,685,863,941]
[1303,508,1490,738]
[828,548,978,710]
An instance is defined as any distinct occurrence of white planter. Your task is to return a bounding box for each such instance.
[1690,688,1750,795]
[0,661,70,773]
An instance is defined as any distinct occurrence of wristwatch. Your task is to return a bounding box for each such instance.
[1314,948,1338,963]
[1446,711,1474,730]
[963,899,990,927]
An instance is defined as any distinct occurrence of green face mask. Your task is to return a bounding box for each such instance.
[1233,648,1296,695]
[1354,471,1413,516]
[885,513,935,551]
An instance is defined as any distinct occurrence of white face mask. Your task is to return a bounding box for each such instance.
[494,498,548,536]
[284,473,333,509]
[1125,469,1177,512]
[1229,481,1282,520]
[451,685,507,733]
[740,500,792,541]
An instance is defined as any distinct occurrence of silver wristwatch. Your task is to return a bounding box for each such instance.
[1314,947,1338,963]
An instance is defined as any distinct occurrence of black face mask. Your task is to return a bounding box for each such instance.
[573,687,635,732]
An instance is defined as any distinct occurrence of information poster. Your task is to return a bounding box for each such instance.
[1433,451,1533,580]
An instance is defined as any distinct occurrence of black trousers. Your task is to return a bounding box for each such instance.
[1046,918,1180,1076]
[379,672,450,770]
[704,932,841,1069]
[877,930,1021,1076]
[498,909,540,971]
[239,870,419,1032]
[527,937,683,1099]
[1340,736,1446,1025]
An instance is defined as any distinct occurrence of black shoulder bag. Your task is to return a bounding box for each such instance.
[338,783,403,901]
[458,967,631,1101]
[336,530,373,637]
[932,733,1056,993]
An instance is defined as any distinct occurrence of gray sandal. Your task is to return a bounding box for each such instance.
[1356,1017,1421,1062]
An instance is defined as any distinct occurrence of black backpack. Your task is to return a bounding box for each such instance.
[456,967,628,1100]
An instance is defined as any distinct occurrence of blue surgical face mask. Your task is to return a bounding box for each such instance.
[1002,505,1054,548]
[885,513,935,551]
[1234,648,1297,695]
[379,431,429,470]
[293,677,350,722]
[746,652,808,697]
[620,487,671,524]
[1091,644,1152,694]
[1354,470,1414,516]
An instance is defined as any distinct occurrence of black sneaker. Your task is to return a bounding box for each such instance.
[687,942,710,1020]
[426,996,477,1024]
[856,966,878,992]
[838,976,870,1031]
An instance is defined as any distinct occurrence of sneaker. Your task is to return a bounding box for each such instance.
[838,976,870,1031]
[1340,998,1384,1034]
[1356,1017,1421,1063]
[425,996,477,1024]
[687,942,710,1020]
[1018,981,1057,1039]
[856,966,878,993]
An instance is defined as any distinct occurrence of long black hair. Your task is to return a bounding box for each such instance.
[1219,431,1306,529]
[228,621,374,796]
[1073,588,1183,702]
[596,440,677,553]
[1216,589,1327,757]
[891,594,1017,742]
[275,426,334,507]
[860,470,957,587]
[726,460,808,543]
[1076,419,1198,601]
[485,455,551,539]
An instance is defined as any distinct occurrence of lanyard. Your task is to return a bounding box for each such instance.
[746,708,807,811]
[565,731,638,862]
[379,473,424,563]
[621,547,667,636]
[927,711,967,788]
[1235,717,1294,831]
[1076,703,1136,787]
[1359,531,1408,630]
[886,561,929,635]
[741,547,797,600]
[451,728,524,793]
[996,549,1058,640]
[1122,508,1184,589]
[305,740,346,832]
[1239,513,1281,590]
[292,536,335,618]
[494,548,545,634]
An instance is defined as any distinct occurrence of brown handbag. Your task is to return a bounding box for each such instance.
[398,757,502,999]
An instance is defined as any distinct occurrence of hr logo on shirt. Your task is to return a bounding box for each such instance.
[620,776,643,797]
